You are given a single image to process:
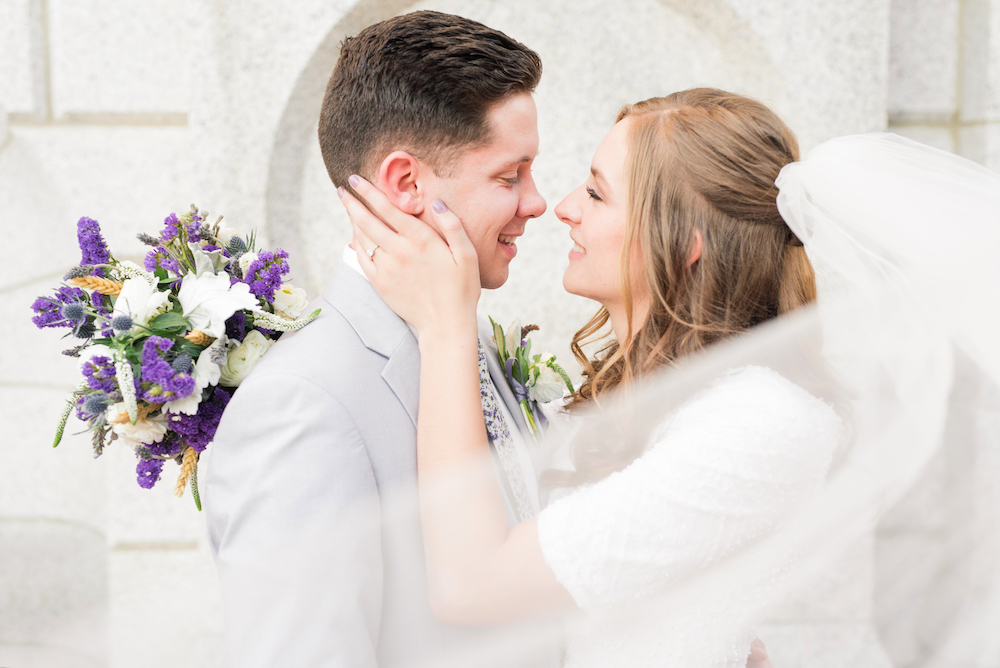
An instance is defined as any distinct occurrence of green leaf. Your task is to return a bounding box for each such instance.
[148,312,191,332]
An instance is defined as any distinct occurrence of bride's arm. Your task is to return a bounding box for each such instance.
[340,177,575,625]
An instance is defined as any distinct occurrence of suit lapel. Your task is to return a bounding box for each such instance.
[325,264,420,427]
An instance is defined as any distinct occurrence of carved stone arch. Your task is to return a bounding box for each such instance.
[264,0,417,289]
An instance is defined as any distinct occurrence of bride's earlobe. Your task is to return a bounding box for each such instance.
[687,229,704,266]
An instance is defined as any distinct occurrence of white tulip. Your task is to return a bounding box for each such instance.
[177,271,258,338]
[219,330,273,387]
[504,319,522,357]
[112,278,171,329]
[272,283,309,320]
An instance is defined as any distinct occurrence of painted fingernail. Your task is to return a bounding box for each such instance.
[337,186,345,198]
[348,175,360,188]
[432,199,448,213]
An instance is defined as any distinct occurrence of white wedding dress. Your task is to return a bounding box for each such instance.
[537,365,843,667]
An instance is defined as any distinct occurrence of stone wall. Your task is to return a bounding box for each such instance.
[1,1,997,666]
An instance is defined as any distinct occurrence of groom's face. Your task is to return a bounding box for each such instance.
[423,93,546,289]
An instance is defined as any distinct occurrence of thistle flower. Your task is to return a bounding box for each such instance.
[111,314,133,332]
[30,286,87,329]
[138,336,196,404]
[111,278,170,329]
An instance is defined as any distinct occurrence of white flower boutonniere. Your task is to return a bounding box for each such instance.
[489,317,574,441]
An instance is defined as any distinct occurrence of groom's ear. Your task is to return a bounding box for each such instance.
[376,151,428,216]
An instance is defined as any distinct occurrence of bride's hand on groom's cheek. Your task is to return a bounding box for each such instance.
[338,175,482,335]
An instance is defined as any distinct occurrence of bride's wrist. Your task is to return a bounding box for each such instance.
[417,319,479,354]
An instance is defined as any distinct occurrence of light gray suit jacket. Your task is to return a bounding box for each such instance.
[205,264,558,668]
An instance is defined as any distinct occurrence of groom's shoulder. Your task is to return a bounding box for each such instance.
[239,267,409,393]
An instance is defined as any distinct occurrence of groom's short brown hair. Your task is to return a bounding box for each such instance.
[318,11,542,190]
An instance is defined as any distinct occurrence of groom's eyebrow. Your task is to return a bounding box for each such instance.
[494,155,535,172]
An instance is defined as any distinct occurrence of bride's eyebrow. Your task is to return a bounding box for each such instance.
[591,166,611,191]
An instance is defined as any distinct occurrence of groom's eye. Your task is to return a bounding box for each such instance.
[502,176,520,185]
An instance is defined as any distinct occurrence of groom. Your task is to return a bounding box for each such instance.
[205,11,555,668]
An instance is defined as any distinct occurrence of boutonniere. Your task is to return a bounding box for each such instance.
[489,317,574,441]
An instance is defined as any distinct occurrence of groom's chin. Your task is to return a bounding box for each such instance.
[479,264,510,290]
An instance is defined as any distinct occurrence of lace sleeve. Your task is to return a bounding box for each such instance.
[537,366,842,610]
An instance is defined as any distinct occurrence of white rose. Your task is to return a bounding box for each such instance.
[529,364,566,403]
[272,283,309,320]
[238,252,258,274]
[106,403,169,450]
[219,330,273,387]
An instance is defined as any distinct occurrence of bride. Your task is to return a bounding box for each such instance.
[339,87,1000,665]
[338,87,832,666]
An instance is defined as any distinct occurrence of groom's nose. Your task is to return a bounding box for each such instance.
[517,174,547,220]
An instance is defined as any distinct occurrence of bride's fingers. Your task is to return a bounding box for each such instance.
[430,199,478,268]
[345,175,428,241]
[351,223,381,280]
[338,185,399,252]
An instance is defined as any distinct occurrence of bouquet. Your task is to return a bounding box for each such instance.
[30,207,319,509]
[489,317,574,440]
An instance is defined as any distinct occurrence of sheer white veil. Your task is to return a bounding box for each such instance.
[239,134,1000,666]
[525,132,1000,665]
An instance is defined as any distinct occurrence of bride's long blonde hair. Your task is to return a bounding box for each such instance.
[551,88,816,487]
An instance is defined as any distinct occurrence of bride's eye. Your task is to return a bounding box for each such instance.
[586,186,603,202]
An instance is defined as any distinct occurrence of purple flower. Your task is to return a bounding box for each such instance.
[138,336,196,403]
[30,286,87,329]
[144,247,183,276]
[243,249,290,302]
[82,355,118,393]
[160,213,182,243]
[145,436,184,459]
[77,217,110,275]
[136,457,164,489]
[169,386,231,452]
[225,311,247,342]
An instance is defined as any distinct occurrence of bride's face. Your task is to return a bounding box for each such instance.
[556,119,636,309]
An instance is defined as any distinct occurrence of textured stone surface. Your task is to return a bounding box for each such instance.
[0,0,44,116]
[48,0,195,118]
[888,0,959,119]
[108,546,224,668]
[0,386,106,530]
[105,445,210,547]
[0,125,194,290]
[886,124,956,152]
[962,0,1000,122]
[0,520,107,663]
[960,122,1000,170]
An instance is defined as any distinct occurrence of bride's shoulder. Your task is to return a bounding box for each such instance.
[663,365,843,450]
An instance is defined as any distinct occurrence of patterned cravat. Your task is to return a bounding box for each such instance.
[478,339,535,522]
